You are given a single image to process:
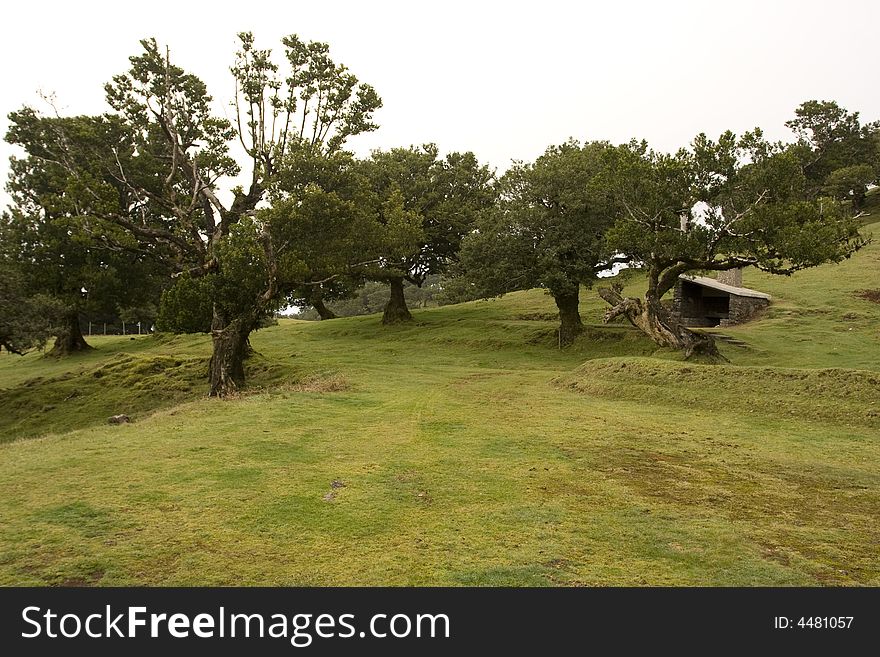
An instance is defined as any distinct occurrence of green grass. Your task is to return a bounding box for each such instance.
[0,224,878,586]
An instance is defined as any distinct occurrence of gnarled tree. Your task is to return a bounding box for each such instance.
[6,33,381,394]
[599,133,866,358]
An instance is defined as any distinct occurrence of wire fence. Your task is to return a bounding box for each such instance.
[82,320,153,336]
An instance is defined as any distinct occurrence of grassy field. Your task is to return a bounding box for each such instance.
[0,222,877,586]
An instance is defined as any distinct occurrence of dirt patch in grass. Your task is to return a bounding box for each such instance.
[855,289,880,303]
[234,370,351,398]
[591,445,880,584]
[288,372,350,393]
[59,568,106,587]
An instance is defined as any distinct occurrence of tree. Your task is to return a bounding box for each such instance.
[196,153,405,390]
[362,145,495,324]
[0,258,62,354]
[259,151,419,319]
[272,147,381,321]
[290,276,374,320]
[4,111,172,355]
[786,100,879,207]
[292,274,457,319]
[458,140,622,345]
[6,33,382,394]
[155,274,214,333]
[598,133,866,357]
[823,164,876,210]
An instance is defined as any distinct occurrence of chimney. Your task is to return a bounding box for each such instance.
[717,268,743,287]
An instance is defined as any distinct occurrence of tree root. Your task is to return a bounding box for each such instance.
[598,283,727,362]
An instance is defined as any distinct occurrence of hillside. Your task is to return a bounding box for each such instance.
[0,222,877,586]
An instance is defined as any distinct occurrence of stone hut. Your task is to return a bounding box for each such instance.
[672,269,770,328]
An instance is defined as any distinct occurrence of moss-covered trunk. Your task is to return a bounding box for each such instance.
[208,308,254,397]
[554,290,583,347]
[599,283,724,360]
[853,186,867,210]
[48,311,92,356]
[310,291,337,320]
[382,277,412,325]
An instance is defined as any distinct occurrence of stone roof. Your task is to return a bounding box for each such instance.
[679,275,772,300]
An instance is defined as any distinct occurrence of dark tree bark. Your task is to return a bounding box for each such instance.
[208,307,255,397]
[48,311,92,356]
[309,288,337,320]
[554,289,583,347]
[382,277,413,324]
[0,339,25,355]
[598,282,725,360]
[853,186,867,211]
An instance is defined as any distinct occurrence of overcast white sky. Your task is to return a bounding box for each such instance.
[2,0,878,204]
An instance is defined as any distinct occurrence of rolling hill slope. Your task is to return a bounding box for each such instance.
[0,222,877,586]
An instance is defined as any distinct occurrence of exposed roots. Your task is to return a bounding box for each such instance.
[598,283,726,361]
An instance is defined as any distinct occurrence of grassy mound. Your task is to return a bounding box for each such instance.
[556,358,880,429]
[0,354,208,442]
[0,347,296,443]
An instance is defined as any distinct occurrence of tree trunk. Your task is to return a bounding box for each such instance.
[598,283,725,360]
[310,290,337,320]
[49,311,92,356]
[382,277,412,324]
[852,186,867,211]
[208,308,255,397]
[554,290,583,347]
